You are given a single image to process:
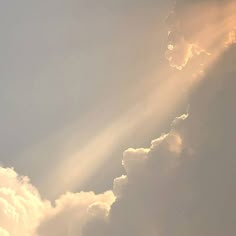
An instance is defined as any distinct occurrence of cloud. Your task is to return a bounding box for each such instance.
[0,165,115,236]
[165,0,236,69]
[34,111,188,236]
[0,167,49,236]
[0,228,9,236]
[81,45,236,236]
[81,113,188,236]
[225,29,236,47]
[37,191,115,236]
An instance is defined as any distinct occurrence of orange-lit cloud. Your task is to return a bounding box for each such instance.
[0,167,50,236]
[165,0,236,70]
[225,29,236,47]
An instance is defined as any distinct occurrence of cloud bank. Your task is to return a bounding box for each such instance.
[81,45,236,236]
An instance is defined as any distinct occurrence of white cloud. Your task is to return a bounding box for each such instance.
[0,167,49,236]
[113,175,128,198]
[0,228,9,236]
[37,191,115,236]
[0,168,114,236]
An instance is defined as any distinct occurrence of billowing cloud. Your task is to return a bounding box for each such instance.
[81,113,188,236]
[0,166,115,236]
[81,45,236,236]
[37,191,115,236]
[0,167,49,236]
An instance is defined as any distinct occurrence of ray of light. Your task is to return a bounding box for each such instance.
[33,0,236,199]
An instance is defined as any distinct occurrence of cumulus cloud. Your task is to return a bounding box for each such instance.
[0,165,115,236]
[0,167,49,236]
[32,110,188,236]
[80,113,188,236]
[37,191,115,236]
[81,45,236,236]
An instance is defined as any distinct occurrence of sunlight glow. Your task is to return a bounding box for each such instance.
[41,0,236,198]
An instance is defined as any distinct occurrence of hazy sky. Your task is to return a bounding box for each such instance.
[0,0,175,196]
[0,0,235,236]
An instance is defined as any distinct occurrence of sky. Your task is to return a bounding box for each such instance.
[0,0,235,236]
[0,0,177,197]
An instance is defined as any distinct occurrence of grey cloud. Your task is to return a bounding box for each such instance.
[82,45,236,236]
[35,46,236,236]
